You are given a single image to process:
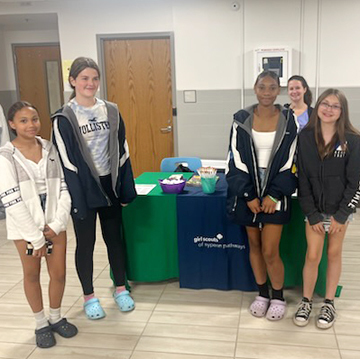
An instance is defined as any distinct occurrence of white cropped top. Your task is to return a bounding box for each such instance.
[26,157,46,195]
[252,129,276,168]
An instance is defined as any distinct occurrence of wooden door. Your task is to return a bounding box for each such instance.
[14,45,64,140]
[103,38,174,177]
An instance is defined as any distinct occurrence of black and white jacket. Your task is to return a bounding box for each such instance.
[226,105,298,226]
[52,100,136,220]
[298,127,360,225]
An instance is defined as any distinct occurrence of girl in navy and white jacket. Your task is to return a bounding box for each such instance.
[227,71,298,321]
[0,101,77,348]
[52,57,137,320]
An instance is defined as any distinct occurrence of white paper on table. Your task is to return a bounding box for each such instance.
[135,184,156,195]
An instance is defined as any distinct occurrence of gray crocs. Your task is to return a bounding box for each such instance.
[35,325,56,348]
[51,318,78,338]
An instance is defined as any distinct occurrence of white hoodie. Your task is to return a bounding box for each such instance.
[0,137,71,249]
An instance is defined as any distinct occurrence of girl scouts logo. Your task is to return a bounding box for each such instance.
[334,142,347,158]
[194,234,224,244]
[193,234,245,250]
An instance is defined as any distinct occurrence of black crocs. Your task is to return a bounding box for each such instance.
[50,318,78,338]
[35,325,56,348]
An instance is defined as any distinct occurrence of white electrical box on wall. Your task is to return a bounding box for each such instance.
[254,47,292,87]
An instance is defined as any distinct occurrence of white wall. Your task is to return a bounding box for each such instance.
[173,0,242,90]
[319,0,360,87]
[1,0,360,90]
[243,0,302,88]
[57,0,242,90]
[0,29,8,90]
[57,0,173,61]
[1,0,360,158]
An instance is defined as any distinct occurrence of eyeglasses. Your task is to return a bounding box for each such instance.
[320,102,341,111]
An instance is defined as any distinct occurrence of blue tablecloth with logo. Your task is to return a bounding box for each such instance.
[123,172,331,296]
[176,174,331,296]
[176,174,257,291]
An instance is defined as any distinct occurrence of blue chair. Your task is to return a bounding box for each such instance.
[160,157,202,172]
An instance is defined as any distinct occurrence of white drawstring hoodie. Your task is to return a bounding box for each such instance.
[0,137,71,249]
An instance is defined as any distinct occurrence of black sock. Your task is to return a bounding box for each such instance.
[302,297,312,303]
[324,298,335,307]
[271,287,284,301]
[257,282,270,298]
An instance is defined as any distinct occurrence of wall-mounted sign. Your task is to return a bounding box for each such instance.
[254,47,292,86]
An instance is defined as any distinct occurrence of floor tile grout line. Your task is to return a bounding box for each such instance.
[0,330,252,345]
[130,348,235,359]
[0,214,359,358]
[25,343,38,359]
[233,292,243,359]
[334,328,343,359]
[0,276,23,299]
[232,339,340,350]
[129,281,168,358]
[132,321,240,329]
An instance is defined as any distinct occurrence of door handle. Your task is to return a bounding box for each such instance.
[160,125,172,133]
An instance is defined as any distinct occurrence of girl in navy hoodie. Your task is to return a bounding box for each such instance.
[227,71,298,321]
[52,57,137,320]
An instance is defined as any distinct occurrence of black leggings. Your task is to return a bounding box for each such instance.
[72,175,126,295]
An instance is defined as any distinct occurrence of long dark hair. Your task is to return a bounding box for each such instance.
[307,88,360,159]
[68,57,100,100]
[287,75,312,107]
[7,101,39,135]
[255,71,280,87]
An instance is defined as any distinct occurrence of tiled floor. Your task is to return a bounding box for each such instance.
[0,214,359,359]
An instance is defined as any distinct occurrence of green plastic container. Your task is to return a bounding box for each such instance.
[201,177,216,194]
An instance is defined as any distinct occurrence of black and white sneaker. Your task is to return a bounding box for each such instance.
[317,301,336,329]
[293,298,312,327]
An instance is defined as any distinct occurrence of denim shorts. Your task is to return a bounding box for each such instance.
[259,168,266,190]
[305,213,354,231]
[39,193,47,212]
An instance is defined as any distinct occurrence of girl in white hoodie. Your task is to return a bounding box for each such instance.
[0,101,77,348]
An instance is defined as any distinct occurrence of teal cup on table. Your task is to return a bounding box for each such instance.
[201,177,216,194]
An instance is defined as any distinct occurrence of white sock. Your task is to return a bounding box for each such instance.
[34,309,49,330]
[48,307,61,325]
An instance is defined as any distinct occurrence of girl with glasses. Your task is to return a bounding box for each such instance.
[286,75,313,131]
[294,89,360,329]
[227,71,298,321]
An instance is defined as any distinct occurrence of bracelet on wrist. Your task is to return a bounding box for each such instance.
[268,195,278,204]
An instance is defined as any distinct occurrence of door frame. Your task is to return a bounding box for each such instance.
[96,32,178,156]
[12,42,62,103]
